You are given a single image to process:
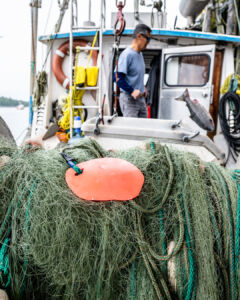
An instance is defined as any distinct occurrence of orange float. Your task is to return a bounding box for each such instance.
[52,39,98,89]
[65,157,144,201]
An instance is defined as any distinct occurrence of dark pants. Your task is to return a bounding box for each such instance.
[119,92,148,118]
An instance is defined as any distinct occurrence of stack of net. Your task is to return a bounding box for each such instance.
[0,136,240,300]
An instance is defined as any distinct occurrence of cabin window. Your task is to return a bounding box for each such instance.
[165,54,210,86]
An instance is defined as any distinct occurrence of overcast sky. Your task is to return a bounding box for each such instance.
[0,0,186,101]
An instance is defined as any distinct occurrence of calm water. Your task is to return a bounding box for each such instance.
[0,107,29,145]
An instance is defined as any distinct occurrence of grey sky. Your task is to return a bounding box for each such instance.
[0,0,185,101]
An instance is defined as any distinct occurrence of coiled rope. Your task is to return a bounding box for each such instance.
[219,91,240,163]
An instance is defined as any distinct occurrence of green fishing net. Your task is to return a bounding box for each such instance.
[0,136,240,300]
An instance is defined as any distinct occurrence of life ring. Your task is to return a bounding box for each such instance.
[52,39,98,89]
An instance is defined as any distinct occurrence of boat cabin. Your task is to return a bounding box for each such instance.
[33,12,240,167]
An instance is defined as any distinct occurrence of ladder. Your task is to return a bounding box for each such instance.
[68,0,104,138]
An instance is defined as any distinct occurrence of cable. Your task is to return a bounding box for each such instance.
[15,127,29,143]
[43,0,54,35]
[218,91,240,164]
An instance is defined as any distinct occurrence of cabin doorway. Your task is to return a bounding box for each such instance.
[111,48,162,118]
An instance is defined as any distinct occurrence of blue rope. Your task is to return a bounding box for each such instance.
[149,140,156,155]
[0,181,27,240]
[0,237,11,288]
[184,213,195,300]
[0,181,28,290]
[231,171,240,275]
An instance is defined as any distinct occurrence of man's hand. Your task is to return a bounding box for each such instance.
[131,89,142,99]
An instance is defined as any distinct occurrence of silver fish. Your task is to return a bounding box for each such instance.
[175,88,215,132]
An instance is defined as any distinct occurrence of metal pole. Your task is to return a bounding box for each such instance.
[88,0,92,21]
[103,0,106,27]
[99,0,103,118]
[29,0,41,126]
[134,0,139,20]
[70,0,73,138]
[72,0,78,27]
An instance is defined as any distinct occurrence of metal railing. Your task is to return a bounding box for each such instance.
[69,0,104,138]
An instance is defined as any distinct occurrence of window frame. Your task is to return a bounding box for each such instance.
[164,53,211,87]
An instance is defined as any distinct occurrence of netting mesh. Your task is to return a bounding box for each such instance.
[0,136,240,300]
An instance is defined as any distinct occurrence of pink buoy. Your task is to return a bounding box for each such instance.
[65,157,144,201]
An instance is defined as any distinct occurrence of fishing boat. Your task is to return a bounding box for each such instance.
[22,0,240,169]
[16,104,24,111]
[1,1,240,299]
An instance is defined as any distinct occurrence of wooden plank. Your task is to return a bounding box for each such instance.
[208,50,224,140]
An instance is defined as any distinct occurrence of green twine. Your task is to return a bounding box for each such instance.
[0,204,12,241]
[131,262,135,300]
[212,165,236,300]
[158,209,167,274]
[184,213,195,300]
[180,196,195,300]
[0,181,30,291]
[206,194,222,256]
[20,179,38,297]
[1,137,240,299]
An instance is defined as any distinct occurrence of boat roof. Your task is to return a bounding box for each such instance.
[39,28,240,44]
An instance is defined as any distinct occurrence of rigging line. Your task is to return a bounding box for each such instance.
[15,127,29,143]
[31,9,36,64]
[42,0,70,71]
[233,0,240,33]
[43,0,54,35]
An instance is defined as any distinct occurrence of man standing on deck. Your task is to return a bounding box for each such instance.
[114,23,151,118]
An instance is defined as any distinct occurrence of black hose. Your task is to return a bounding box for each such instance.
[218,91,240,163]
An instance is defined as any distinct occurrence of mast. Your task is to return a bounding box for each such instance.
[29,0,41,126]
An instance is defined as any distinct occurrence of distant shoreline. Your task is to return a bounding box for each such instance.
[0,96,28,107]
[0,105,28,107]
